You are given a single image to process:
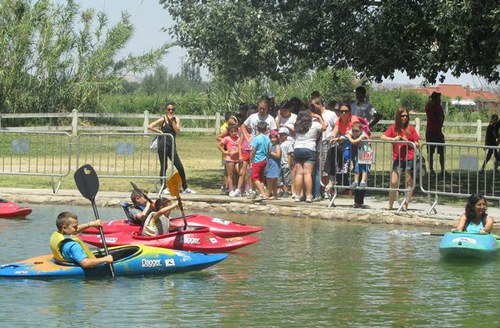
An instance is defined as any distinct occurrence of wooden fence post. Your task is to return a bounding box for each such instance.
[71,109,78,136]
[143,110,149,134]
[477,119,482,142]
[415,117,421,136]
[215,112,221,135]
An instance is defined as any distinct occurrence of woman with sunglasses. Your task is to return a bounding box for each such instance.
[381,107,419,211]
[148,102,195,194]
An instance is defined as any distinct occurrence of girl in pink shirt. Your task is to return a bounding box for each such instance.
[218,125,240,194]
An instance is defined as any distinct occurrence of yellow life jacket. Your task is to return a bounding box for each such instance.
[49,231,95,264]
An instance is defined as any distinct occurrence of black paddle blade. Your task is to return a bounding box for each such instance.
[74,164,99,202]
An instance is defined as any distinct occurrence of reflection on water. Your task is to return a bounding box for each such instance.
[1,204,500,326]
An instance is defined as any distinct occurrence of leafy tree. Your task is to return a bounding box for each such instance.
[160,0,500,83]
[0,0,170,113]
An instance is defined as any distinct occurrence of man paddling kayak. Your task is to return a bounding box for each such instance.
[50,212,114,268]
[452,193,494,234]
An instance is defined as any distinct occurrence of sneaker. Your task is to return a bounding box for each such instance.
[282,191,290,198]
[313,196,322,202]
[306,195,313,203]
[161,188,170,195]
[359,182,367,189]
[220,186,228,195]
[229,189,241,197]
[294,196,300,202]
[254,195,268,202]
[325,180,335,192]
[350,182,358,188]
[247,190,257,199]
[182,188,196,194]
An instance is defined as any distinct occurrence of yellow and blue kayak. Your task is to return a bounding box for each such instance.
[0,244,227,279]
[439,232,500,260]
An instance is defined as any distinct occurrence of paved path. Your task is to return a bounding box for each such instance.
[1,188,499,231]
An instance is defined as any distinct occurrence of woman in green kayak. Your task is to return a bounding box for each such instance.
[453,193,494,233]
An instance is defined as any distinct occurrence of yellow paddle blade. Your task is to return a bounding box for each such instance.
[167,172,182,196]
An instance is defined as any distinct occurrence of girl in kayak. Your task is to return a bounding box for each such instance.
[142,198,179,237]
[129,190,182,235]
[49,212,113,268]
[453,193,494,233]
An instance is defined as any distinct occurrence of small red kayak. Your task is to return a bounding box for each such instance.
[78,226,259,253]
[84,213,263,238]
[0,199,32,219]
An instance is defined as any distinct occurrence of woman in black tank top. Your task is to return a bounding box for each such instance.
[148,102,194,193]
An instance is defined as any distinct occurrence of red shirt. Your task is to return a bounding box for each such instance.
[336,114,360,135]
[383,125,419,161]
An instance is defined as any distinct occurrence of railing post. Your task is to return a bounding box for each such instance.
[215,112,221,135]
[477,119,482,142]
[144,110,149,134]
[71,109,78,136]
[414,117,420,136]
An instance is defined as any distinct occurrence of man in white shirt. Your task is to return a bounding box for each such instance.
[243,96,277,138]
[351,86,382,130]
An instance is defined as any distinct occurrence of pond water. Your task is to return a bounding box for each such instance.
[1,204,499,327]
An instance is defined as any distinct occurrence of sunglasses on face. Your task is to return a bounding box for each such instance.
[340,110,349,113]
[401,115,409,118]
[352,129,360,133]
[166,107,175,111]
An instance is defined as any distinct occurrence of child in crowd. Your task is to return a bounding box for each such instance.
[250,121,270,201]
[217,114,239,194]
[266,130,282,199]
[231,124,253,197]
[278,127,294,197]
[343,121,371,189]
[218,124,240,195]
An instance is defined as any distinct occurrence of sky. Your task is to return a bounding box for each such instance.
[79,0,484,87]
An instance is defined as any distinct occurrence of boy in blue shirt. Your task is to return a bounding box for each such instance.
[49,212,113,268]
[250,121,271,201]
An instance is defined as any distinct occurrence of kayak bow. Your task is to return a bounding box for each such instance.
[439,232,500,260]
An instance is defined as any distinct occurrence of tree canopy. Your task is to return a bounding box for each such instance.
[0,0,171,113]
[160,0,500,84]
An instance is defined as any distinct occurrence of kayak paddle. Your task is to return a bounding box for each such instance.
[167,172,188,230]
[74,164,115,278]
[422,232,500,239]
[421,232,445,237]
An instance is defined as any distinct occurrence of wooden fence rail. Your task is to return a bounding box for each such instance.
[0,110,485,141]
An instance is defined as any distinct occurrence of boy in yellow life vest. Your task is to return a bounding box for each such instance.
[49,212,113,268]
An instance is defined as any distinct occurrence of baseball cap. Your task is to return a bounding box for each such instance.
[278,127,289,135]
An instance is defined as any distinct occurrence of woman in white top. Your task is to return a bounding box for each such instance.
[293,109,326,202]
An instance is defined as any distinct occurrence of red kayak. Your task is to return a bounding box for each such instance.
[0,199,32,219]
[78,226,259,253]
[84,213,263,238]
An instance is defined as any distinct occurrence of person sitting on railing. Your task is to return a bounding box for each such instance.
[452,193,494,233]
[380,107,419,211]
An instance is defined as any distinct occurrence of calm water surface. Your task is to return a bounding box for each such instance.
[1,204,499,327]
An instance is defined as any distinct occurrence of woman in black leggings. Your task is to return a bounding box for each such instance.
[148,102,195,193]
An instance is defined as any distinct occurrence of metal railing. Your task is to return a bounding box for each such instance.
[321,139,418,213]
[419,142,500,214]
[0,131,72,192]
